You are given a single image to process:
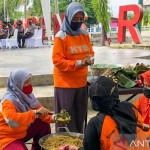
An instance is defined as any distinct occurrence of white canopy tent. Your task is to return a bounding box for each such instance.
[41,0,51,46]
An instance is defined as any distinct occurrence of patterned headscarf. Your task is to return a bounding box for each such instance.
[1,69,40,112]
[60,2,85,36]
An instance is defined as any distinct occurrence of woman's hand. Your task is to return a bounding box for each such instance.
[81,55,94,66]
[68,145,80,150]
[36,107,51,117]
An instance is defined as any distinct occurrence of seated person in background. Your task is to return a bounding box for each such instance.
[69,76,150,150]
[0,22,8,39]
[0,68,56,150]
[22,19,39,48]
[16,20,24,48]
[7,22,14,38]
[134,70,150,127]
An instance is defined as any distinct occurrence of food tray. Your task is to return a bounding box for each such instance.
[90,64,123,76]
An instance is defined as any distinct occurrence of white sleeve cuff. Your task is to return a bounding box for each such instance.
[34,110,39,118]
[76,60,82,67]
[52,114,57,121]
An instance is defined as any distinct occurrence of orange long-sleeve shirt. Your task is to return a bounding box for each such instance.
[134,94,150,125]
[0,100,52,150]
[52,29,94,88]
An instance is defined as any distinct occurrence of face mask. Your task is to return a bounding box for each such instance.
[143,87,150,98]
[23,84,33,94]
[71,22,82,31]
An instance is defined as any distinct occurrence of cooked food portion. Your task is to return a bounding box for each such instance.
[42,135,83,150]
[56,109,71,124]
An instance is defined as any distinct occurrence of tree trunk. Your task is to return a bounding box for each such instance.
[101,25,107,46]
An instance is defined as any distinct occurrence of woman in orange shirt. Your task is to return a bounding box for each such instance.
[0,69,55,150]
[134,70,150,126]
[68,76,150,150]
[52,2,94,133]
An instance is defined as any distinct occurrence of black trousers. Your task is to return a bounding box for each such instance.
[22,32,33,46]
[0,35,6,39]
[17,35,23,46]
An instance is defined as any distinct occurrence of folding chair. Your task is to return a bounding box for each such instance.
[25,29,37,48]
[25,29,43,48]
[5,29,19,49]
[0,40,2,49]
[32,28,43,48]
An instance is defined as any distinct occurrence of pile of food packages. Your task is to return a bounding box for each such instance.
[90,63,150,88]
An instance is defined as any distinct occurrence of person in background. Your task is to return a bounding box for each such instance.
[134,70,150,127]
[52,2,94,133]
[22,19,39,48]
[7,22,14,38]
[0,69,56,150]
[0,22,8,39]
[68,76,150,150]
[16,20,24,48]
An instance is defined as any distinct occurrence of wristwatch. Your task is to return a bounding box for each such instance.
[34,110,39,118]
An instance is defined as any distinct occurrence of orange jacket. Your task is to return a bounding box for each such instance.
[134,94,150,125]
[0,100,52,150]
[52,29,94,88]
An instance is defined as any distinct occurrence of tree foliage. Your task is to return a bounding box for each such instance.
[91,0,110,32]
[28,0,42,17]
[143,9,150,26]
[0,0,29,21]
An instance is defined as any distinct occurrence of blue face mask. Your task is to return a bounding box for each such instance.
[71,22,82,31]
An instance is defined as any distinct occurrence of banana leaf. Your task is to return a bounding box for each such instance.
[133,63,150,79]
[116,71,137,88]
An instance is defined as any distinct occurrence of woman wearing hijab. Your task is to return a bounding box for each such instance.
[134,70,150,126]
[0,69,55,150]
[68,76,150,150]
[52,2,94,133]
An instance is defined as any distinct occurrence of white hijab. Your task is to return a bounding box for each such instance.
[1,69,40,112]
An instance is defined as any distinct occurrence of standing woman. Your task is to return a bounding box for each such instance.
[52,2,94,133]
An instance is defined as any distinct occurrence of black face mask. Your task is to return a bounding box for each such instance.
[143,87,150,98]
[71,22,82,31]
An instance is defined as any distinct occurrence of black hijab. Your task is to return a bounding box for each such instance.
[89,76,142,144]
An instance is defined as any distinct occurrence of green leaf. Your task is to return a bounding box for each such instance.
[116,71,137,88]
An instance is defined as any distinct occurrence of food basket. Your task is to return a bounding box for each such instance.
[90,64,123,77]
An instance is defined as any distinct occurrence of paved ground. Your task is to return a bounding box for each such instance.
[0,45,150,77]
[1,44,150,149]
